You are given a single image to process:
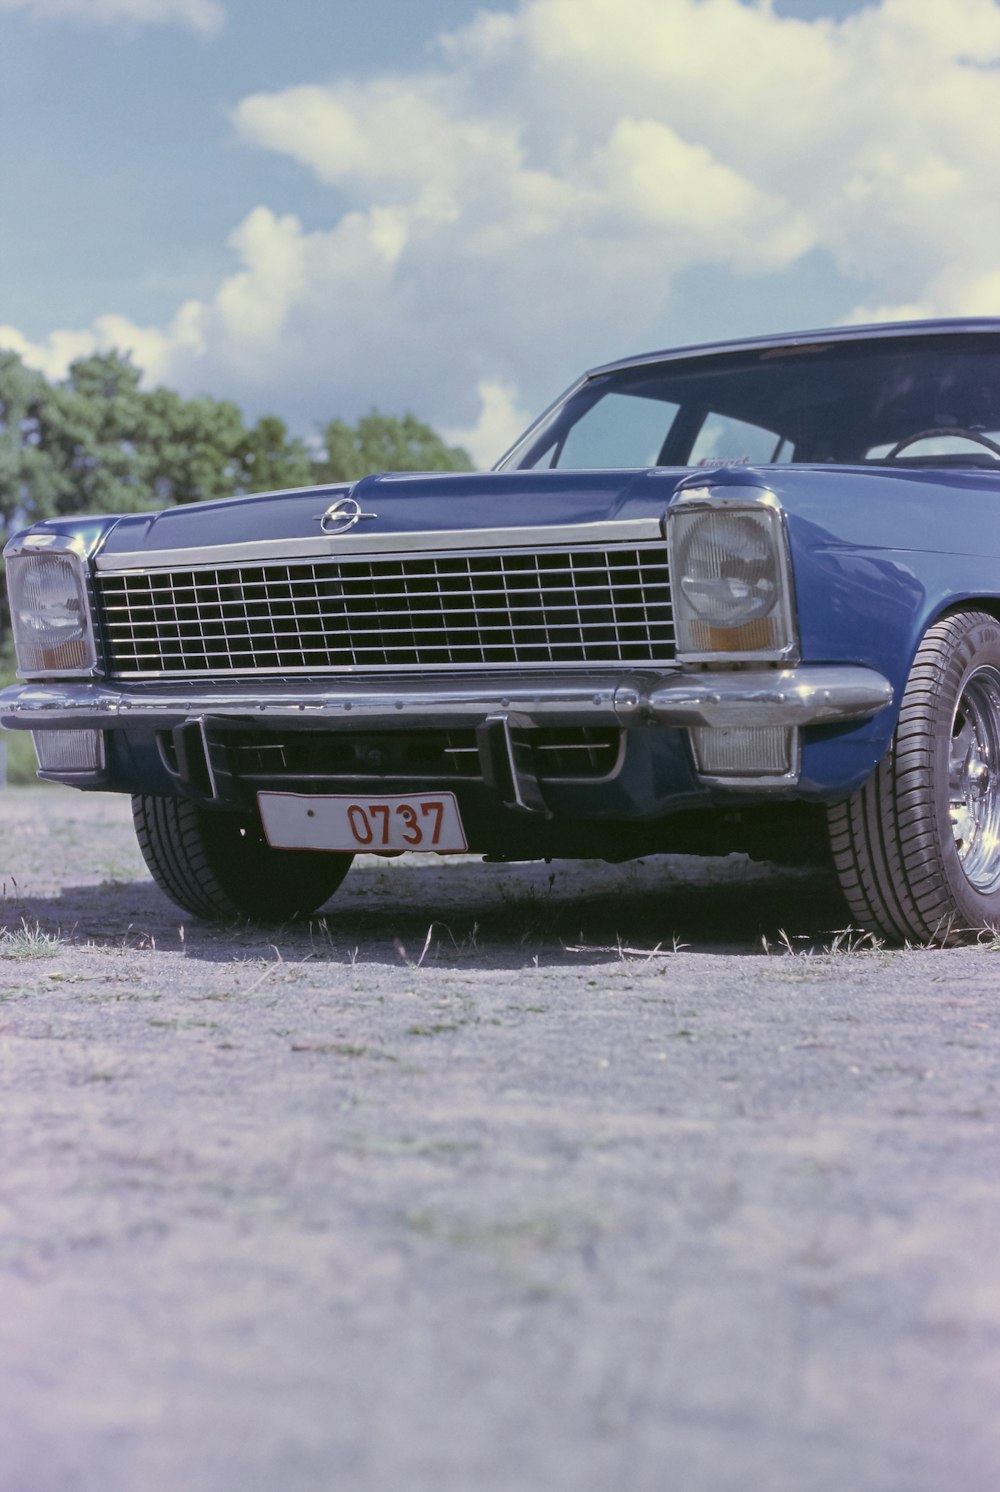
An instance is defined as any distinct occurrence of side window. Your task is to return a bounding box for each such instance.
[555,392,678,469]
[688,412,793,468]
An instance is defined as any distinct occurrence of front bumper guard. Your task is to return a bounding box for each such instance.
[0,664,892,732]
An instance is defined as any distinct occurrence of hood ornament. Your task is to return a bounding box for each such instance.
[319,495,378,535]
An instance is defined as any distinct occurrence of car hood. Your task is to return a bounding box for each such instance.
[26,460,1000,567]
[95,468,692,560]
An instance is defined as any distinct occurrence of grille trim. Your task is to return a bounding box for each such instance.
[181,725,625,786]
[96,543,674,679]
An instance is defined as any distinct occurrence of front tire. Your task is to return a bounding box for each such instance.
[827,610,1000,944]
[133,794,353,922]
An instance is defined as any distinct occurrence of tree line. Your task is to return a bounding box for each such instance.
[0,348,473,545]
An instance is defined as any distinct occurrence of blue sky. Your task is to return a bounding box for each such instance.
[2,0,999,463]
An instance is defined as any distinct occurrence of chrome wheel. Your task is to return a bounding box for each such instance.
[949,665,1000,892]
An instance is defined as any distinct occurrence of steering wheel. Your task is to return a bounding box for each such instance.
[885,427,1000,461]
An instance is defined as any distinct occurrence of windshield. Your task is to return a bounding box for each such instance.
[502,333,1000,471]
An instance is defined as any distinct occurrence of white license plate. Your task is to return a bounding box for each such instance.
[258,790,468,854]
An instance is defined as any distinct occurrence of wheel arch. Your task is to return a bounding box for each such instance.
[800,595,1000,801]
[927,594,1000,629]
[888,592,1000,728]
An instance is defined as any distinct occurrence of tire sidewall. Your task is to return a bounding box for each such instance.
[928,613,1000,931]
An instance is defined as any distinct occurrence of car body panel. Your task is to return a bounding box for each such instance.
[9,318,1000,880]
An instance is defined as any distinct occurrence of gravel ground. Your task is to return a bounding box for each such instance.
[0,784,998,1492]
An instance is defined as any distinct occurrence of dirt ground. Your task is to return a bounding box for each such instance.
[0,784,998,1492]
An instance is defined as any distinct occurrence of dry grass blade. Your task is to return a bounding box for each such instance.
[567,936,687,961]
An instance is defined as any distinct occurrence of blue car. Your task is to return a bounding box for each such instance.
[7,318,1000,943]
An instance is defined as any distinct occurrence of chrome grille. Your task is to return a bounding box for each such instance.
[96,544,673,678]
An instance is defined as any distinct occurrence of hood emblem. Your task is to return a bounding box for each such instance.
[319,495,378,535]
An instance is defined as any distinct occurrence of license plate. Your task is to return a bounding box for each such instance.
[258,791,468,854]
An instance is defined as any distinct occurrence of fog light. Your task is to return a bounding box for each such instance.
[689,725,795,778]
[31,730,105,774]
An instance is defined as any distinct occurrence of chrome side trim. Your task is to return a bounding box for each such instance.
[95,518,665,573]
[0,664,892,733]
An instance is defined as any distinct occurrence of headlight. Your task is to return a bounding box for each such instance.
[6,550,97,675]
[667,486,798,661]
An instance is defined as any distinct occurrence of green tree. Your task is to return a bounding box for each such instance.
[36,351,157,518]
[0,350,57,540]
[0,350,473,535]
[234,414,314,495]
[140,385,247,507]
[316,409,473,483]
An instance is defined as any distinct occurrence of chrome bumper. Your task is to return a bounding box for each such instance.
[0,665,892,732]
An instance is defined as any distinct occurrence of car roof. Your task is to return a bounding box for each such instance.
[587,318,1000,380]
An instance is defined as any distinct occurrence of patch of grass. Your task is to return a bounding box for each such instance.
[0,919,64,959]
[392,920,482,967]
[760,926,892,958]
[293,1041,369,1057]
[405,1206,603,1258]
[0,985,42,1002]
[824,926,890,955]
[290,1041,397,1061]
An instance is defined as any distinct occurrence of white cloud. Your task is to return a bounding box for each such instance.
[7,0,1000,446]
[444,380,533,468]
[0,323,101,378]
[0,0,223,33]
